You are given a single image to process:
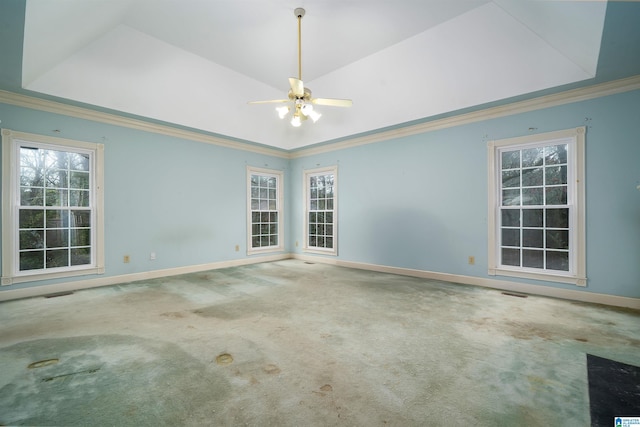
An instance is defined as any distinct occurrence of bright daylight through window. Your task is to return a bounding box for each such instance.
[247,167,283,254]
[488,127,586,286]
[1,130,104,285]
[304,166,337,255]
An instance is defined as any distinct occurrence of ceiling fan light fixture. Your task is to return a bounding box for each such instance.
[276,106,290,119]
[248,7,351,127]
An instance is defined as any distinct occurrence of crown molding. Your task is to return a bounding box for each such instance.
[2,74,639,160]
[0,90,289,159]
[290,74,640,158]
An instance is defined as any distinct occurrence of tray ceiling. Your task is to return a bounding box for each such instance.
[21,0,607,150]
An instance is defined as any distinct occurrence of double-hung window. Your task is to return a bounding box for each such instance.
[247,167,284,254]
[488,127,586,286]
[304,166,337,255]
[2,129,104,285]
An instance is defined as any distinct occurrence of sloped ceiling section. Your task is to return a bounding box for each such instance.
[22,0,607,150]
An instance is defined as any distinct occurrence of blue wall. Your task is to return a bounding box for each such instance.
[0,103,290,290]
[290,89,640,298]
[1,88,639,298]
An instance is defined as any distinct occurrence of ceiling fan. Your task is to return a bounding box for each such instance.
[248,7,352,127]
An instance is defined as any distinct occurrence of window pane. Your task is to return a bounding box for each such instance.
[46,210,69,228]
[501,229,520,247]
[69,171,90,189]
[545,144,567,165]
[522,187,543,205]
[20,167,44,187]
[501,209,520,227]
[45,169,67,188]
[522,168,543,187]
[20,188,44,206]
[522,147,543,167]
[46,229,69,248]
[72,210,91,227]
[501,248,520,266]
[19,210,44,228]
[325,237,333,249]
[46,249,69,268]
[522,250,544,268]
[69,153,89,171]
[501,170,520,188]
[545,166,567,185]
[545,186,567,205]
[19,230,44,250]
[69,190,90,207]
[546,230,569,250]
[523,229,543,248]
[71,229,91,246]
[71,247,91,266]
[522,209,543,227]
[546,251,569,271]
[502,189,520,206]
[45,189,68,207]
[501,151,520,169]
[546,208,569,228]
[20,251,44,270]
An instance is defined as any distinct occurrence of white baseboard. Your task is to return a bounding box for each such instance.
[0,253,289,302]
[292,254,640,310]
[2,253,638,310]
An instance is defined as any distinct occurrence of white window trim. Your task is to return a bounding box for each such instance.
[487,127,586,286]
[1,129,105,285]
[246,166,284,255]
[303,165,338,256]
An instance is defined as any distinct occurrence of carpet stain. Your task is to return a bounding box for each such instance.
[27,358,59,369]
[263,364,281,374]
[0,335,231,426]
[216,353,234,365]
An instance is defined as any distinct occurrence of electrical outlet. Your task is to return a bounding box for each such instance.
[235,245,240,252]
[123,255,130,263]
[150,252,156,260]
[468,256,475,265]
[295,241,299,247]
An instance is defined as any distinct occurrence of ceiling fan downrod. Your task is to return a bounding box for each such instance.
[295,8,305,81]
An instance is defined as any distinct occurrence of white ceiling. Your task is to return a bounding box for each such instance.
[22,0,607,150]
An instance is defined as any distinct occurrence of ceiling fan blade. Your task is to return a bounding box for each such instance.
[289,77,304,97]
[248,99,290,104]
[311,98,353,107]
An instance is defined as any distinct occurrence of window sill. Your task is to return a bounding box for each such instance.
[488,267,586,287]
[2,266,105,286]
[247,246,284,256]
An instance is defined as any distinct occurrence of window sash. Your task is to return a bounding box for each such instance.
[246,167,283,254]
[487,127,586,286]
[2,129,104,285]
[304,166,337,255]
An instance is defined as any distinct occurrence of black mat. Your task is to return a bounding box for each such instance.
[587,354,640,426]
